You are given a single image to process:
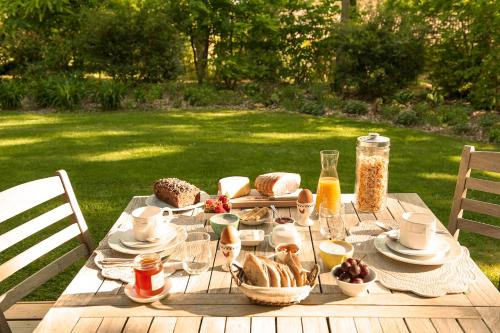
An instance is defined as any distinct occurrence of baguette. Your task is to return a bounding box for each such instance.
[261,258,281,287]
[243,254,269,287]
[284,252,304,286]
[275,263,291,287]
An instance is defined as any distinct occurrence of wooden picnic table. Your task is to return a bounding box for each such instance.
[33,193,500,333]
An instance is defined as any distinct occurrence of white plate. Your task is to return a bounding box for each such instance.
[108,225,187,255]
[374,234,462,266]
[239,229,265,246]
[124,278,172,303]
[386,235,450,257]
[145,191,210,212]
[239,208,271,226]
[120,224,177,249]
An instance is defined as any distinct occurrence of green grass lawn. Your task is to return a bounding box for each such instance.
[0,108,498,300]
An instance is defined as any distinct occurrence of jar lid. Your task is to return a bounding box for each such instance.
[357,133,390,148]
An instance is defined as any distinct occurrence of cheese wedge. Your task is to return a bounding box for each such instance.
[218,176,251,199]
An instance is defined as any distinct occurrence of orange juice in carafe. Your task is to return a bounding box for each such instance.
[315,150,342,213]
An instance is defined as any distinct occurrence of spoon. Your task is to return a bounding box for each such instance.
[270,205,281,219]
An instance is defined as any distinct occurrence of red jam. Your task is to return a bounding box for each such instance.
[134,254,164,297]
[275,217,294,224]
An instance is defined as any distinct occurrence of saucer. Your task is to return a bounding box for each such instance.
[386,235,450,257]
[120,224,177,249]
[374,234,461,266]
[124,277,172,303]
[107,225,187,255]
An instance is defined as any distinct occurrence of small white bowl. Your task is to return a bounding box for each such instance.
[238,229,265,246]
[274,243,302,262]
[332,264,377,297]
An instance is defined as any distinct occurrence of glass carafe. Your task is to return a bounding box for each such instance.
[315,150,342,214]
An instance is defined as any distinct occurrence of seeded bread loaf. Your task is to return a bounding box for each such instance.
[153,178,201,208]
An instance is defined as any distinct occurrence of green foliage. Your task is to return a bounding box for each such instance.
[183,85,219,107]
[479,113,500,130]
[0,80,25,109]
[31,75,85,109]
[299,101,325,116]
[395,110,419,126]
[393,89,415,105]
[342,100,369,115]
[380,104,402,120]
[95,80,126,110]
[332,13,425,99]
[78,1,183,81]
[488,125,500,143]
[423,1,499,109]
[436,105,470,126]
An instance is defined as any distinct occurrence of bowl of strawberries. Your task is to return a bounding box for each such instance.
[332,257,377,297]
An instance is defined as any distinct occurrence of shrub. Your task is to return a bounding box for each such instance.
[277,86,304,111]
[395,111,419,126]
[479,113,499,131]
[452,123,472,135]
[95,80,126,110]
[78,1,183,82]
[0,80,25,109]
[342,100,369,115]
[412,102,440,126]
[183,85,219,106]
[436,105,470,126]
[488,126,500,144]
[299,101,325,116]
[332,14,425,99]
[393,89,415,105]
[380,104,402,120]
[31,75,84,109]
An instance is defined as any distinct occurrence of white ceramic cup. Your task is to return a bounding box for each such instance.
[296,201,315,226]
[219,241,241,271]
[399,212,436,250]
[131,206,172,241]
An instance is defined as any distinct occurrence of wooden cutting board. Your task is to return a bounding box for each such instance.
[230,189,300,208]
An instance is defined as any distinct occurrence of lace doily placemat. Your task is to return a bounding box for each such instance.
[346,222,476,297]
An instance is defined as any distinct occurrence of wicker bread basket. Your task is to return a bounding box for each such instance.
[230,263,320,306]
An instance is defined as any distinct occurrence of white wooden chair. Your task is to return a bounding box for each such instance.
[0,170,94,333]
[448,145,500,239]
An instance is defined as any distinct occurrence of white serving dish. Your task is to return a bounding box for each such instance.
[238,229,265,246]
[332,264,377,297]
[374,234,461,266]
[145,191,210,212]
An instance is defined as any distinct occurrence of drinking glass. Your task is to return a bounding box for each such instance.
[318,201,346,240]
[182,232,211,274]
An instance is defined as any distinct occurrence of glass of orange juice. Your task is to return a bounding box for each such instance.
[315,150,342,214]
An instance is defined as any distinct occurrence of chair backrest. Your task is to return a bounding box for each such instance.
[448,145,500,239]
[0,170,94,313]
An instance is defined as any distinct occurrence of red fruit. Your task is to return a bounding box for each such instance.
[341,261,351,272]
[350,277,364,284]
[214,204,226,213]
[346,258,356,265]
[218,195,229,204]
[349,264,361,277]
[222,203,231,212]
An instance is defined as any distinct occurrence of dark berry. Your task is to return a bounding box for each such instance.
[333,267,343,277]
[359,265,370,278]
[341,261,352,272]
[350,277,364,284]
[346,258,356,265]
[349,264,361,277]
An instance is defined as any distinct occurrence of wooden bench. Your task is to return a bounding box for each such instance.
[5,302,54,333]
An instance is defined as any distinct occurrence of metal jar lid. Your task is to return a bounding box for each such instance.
[357,133,390,148]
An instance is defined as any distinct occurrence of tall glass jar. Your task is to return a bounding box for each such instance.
[354,133,390,212]
[315,150,342,214]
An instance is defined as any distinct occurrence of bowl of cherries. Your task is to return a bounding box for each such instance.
[332,257,377,297]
